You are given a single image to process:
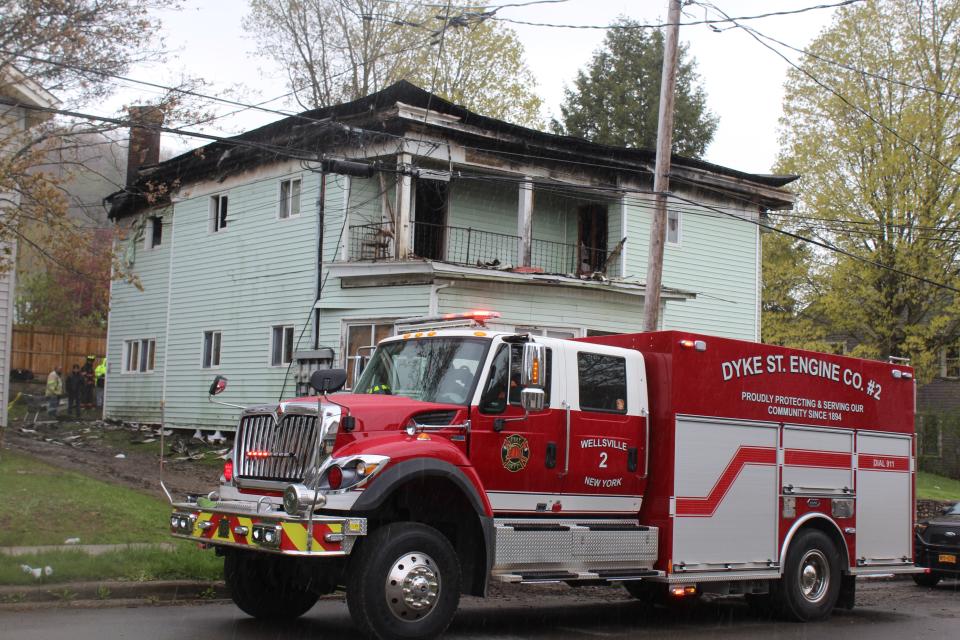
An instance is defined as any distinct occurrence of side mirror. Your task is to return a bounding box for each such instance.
[209,376,227,396]
[310,368,347,394]
[520,388,545,412]
[520,342,547,389]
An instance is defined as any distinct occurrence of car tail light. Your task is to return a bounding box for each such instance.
[223,459,233,482]
[327,465,343,490]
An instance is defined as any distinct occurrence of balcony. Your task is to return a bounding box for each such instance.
[347,221,621,278]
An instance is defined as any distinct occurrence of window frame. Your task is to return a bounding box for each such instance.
[202,330,223,369]
[209,194,229,233]
[144,215,163,250]
[666,209,682,246]
[576,351,628,414]
[942,344,960,378]
[278,177,302,220]
[122,338,156,374]
[478,343,553,415]
[270,324,296,367]
[343,319,396,390]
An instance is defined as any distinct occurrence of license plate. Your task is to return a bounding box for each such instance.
[938,553,956,564]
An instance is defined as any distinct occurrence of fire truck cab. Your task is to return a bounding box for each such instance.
[168,313,920,640]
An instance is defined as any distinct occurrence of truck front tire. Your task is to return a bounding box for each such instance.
[224,552,319,619]
[346,522,461,640]
[774,529,841,621]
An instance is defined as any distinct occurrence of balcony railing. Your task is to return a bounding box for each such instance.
[347,221,621,277]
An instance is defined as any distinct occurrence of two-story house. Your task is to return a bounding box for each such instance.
[1,66,58,428]
[105,81,797,430]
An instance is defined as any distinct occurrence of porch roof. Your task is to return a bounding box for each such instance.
[320,260,696,304]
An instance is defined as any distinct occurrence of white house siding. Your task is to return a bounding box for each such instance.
[622,189,759,340]
[158,166,334,429]
[104,211,173,422]
[0,240,15,428]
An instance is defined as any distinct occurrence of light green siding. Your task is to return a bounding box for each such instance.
[438,281,646,335]
[622,191,759,340]
[161,168,332,428]
[104,210,172,422]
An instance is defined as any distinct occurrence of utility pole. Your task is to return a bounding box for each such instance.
[643,0,682,332]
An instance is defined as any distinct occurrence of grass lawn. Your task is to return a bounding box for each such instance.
[0,545,223,586]
[917,471,960,502]
[0,450,171,546]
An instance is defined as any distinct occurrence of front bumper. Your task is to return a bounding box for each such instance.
[170,500,366,556]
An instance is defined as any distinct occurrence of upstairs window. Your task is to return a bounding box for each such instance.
[145,215,163,249]
[209,194,228,232]
[271,325,295,366]
[202,330,222,368]
[577,352,627,413]
[667,210,681,245]
[279,178,302,219]
[943,344,960,378]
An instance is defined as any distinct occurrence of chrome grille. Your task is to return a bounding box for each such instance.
[236,413,318,482]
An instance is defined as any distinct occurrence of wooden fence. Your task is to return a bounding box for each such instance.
[10,326,107,376]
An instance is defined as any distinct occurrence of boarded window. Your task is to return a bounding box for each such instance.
[577,352,627,413]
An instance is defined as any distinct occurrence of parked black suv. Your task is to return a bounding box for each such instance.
[914,501,960,586]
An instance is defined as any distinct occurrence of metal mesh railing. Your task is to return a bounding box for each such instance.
[347,221,621,277]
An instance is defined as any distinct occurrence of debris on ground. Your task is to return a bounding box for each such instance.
[64,538,80,545]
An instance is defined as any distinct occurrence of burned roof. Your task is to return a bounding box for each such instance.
[108,80,798,219]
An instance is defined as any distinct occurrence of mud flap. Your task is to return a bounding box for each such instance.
[837,574,856,610]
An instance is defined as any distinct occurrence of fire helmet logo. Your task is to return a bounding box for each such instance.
[501,434,530,472]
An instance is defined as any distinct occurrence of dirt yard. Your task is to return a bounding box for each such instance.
[2,417,228,500]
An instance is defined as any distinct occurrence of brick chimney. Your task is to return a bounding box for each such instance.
[125,105,165,186]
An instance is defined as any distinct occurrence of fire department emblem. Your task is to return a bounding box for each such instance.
[501,434,530,472]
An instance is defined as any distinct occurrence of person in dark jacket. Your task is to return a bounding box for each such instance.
[81,356,96,409]
[65,364,83,419]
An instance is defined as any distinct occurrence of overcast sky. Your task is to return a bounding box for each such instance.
[117,0,842,175]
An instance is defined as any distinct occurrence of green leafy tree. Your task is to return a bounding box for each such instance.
[773,0,960,381]
[761,230,831,351]
[244,0,543,126]
[556,17,717,156]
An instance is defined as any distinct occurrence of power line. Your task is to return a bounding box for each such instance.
[487,0,862,29]
[694,1,960,180]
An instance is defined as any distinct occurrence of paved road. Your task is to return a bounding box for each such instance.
[4,579,957,639]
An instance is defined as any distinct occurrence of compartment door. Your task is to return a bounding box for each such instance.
[855,432,913,565]
[672,416,779,570]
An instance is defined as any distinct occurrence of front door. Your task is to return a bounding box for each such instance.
[470,341,566,514]
[560,348,646,515]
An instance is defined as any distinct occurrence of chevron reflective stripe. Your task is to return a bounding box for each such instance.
[184,511,344,552]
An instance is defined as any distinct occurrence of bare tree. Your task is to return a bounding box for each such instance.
[244,0,543,125]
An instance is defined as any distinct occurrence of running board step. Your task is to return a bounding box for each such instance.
[493,568,664,584]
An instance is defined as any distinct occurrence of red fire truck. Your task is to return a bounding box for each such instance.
[168,312,920,640]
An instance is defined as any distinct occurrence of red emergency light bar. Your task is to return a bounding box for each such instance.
[246,450,272,459]
[395,310,502,330]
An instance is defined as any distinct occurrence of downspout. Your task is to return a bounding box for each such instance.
[314,171,326,350]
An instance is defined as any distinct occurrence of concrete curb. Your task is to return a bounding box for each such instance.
[0,579,229,609]
[0,543,177,557]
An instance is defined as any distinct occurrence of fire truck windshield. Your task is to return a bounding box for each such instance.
[352,337,489,405]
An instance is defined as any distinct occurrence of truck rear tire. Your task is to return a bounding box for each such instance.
[224,552,319,619]
[773,529,841,621]
[346,522,461,640]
